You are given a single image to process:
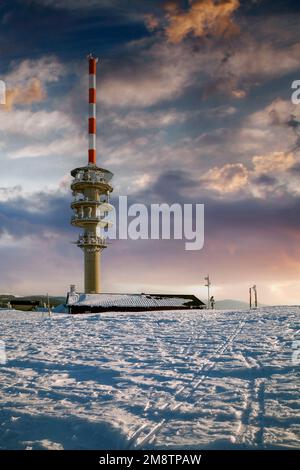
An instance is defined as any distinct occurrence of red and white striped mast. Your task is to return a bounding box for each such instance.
[87,53,98,165]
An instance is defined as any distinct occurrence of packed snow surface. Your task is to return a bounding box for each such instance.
[0,307,299,450]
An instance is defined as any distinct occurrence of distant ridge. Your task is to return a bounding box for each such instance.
[0,294,65,308]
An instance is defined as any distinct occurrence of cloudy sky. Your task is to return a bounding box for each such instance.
[1,0,300,304]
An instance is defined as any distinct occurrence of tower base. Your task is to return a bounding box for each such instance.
[84,250,100,294]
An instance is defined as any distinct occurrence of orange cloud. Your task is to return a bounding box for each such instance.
[202,162,248,193]
[231,88,246,99]
[4,78,45,111]
[201,151,297,198]
[164,0,240,43]
[252,151,295,174]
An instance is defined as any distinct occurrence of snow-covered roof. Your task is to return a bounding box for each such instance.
[67,293,203,308]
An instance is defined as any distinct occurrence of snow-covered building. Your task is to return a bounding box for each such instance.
[66,290,205,314]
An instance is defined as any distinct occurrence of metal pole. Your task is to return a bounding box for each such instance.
[204,275,211,309]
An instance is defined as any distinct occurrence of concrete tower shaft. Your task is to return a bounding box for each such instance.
[70,55,113,294]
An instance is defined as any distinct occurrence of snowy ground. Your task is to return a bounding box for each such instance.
[0,306,299,450]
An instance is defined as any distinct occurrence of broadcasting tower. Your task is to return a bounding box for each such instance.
[70,54,113,294]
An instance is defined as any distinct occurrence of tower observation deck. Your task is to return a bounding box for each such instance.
[70,54,113,294]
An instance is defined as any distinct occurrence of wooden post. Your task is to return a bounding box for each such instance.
[249,287,252,309]
[253,285,257,308]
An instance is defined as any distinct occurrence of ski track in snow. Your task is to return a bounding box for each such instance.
[128,314,248,448]
[0,307,299,450]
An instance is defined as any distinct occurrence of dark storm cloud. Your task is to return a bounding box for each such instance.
[268,109,300,151]
[0,190,72,238]
[289,162,300,174]
[0,0,159,65]
[251,174,278,186]
[124,169,300,236]
[206,195,300,235]
[133,171,199,204]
